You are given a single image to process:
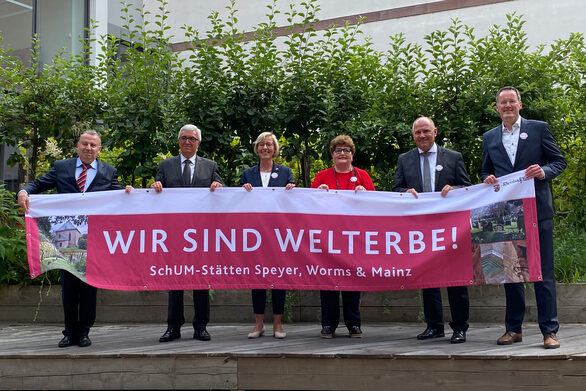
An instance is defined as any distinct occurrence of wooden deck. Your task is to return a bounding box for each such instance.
[1,322,585,390]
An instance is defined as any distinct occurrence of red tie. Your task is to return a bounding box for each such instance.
[77,164,90,192]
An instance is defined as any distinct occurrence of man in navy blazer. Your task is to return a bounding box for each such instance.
[18,130,123,348]
[393,116,471,344]
[151,124,224,343]
[482,86,566,349]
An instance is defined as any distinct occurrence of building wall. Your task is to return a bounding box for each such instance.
[148,0,586,53]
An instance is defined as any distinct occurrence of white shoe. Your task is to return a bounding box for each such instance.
[247,328,265,339]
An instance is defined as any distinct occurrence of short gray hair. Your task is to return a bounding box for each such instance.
[178,124,202,142]
[80,130,101,146]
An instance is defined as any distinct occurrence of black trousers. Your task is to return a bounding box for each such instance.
[167,289,210,330]
[61,270,97,338]
[505,218,558,335]
[422,286,469,332]
[252,289,286,315]
[320,290,361,330]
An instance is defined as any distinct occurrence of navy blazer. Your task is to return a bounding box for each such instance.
[393,146,471,193]
[155,155,224,188]
[22,158,122,194]
[240,163,294,187]
[481,118,566,221]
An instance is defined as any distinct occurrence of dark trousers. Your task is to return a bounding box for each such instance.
[505,218,558,335]
[422,286,469,332]
[167,289,210,330]
[320,290,361,330]
[252,289,286,315]
[61,270,97,338]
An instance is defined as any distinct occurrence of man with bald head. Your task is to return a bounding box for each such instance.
[393,116,471,343]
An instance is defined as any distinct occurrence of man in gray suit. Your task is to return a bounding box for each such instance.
[152,124,224,342]
[482,86,566,349]
[393,116,471,344]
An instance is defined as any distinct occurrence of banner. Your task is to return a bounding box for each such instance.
[25,170,541,291]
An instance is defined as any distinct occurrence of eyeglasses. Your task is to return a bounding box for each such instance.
[257,142,274,148]
[334,148,352,154]
[179,136,199,143]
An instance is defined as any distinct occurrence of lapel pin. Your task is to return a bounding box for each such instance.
[271,172,278,179]
[520,132,528,140]
[435,165,443,172]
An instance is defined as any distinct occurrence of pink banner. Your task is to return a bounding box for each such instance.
[25,171,542,291]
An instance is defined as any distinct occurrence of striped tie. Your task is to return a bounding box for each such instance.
[77,164,90,192]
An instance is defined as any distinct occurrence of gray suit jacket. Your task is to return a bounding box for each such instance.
[481,118,566,221]
[155,155,224,188]
[393,146,471,193]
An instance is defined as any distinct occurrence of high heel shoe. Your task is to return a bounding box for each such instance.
[273,329,286,339]
[247,328,265,339]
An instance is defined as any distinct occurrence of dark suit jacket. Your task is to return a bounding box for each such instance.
[240,163,294,187]
[481,118,566,221]
[22,158,122,194]
[393,146,471,192]
[156,155,224,188]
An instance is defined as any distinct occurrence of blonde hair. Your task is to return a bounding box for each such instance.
[253,132,280,157]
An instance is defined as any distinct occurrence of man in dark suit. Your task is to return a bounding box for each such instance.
[482,86,566,349]
[152,124,224,343]
[393,116,471,344]
[18,130,123,348]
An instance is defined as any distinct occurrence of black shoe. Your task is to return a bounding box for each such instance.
[58,335,76,348]
[159,328,181,342]
[78,335,92,347]
[450,330,466,344]
[194,328,211,341]
[320,326,335,339]
[417,327,445,340]
[348,326,363,338]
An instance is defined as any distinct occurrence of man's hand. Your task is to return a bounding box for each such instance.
[242,183,253,191]
[317,184,329,191]
[125,185,133,194]
[210,181,223,192]
[483,175,498,185]
[440,185,454,198]
[406,188,419,199]
[150,181,163,193]
[17,191,30,214]
[285,183,296,190]
[355,185,366,192]
[525,164,545,179]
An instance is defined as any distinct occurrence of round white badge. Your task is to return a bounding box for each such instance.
[271,172,278,179]
[435,165,443,172]
[520,132,528,140]
[350,176,358,182]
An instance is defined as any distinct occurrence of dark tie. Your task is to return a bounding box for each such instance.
[182,160,192,187]
[77,164,90,192]
[422,152,432,192]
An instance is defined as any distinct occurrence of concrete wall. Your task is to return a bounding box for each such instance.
[147,0,586,53]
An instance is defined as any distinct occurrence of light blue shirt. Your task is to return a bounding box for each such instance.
[418,143,438,192]
[76,158,98,192]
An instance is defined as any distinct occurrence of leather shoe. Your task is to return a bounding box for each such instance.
[543,333,560,349]
[77,335,92,347]
[58,335,76,348]
[497,331,522,345]
[194,328,211,341]
[159,328,181,342]
[417,327,445,340]
[450,330,466,344]
[348,326,363,338]
[320,326,335,339]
